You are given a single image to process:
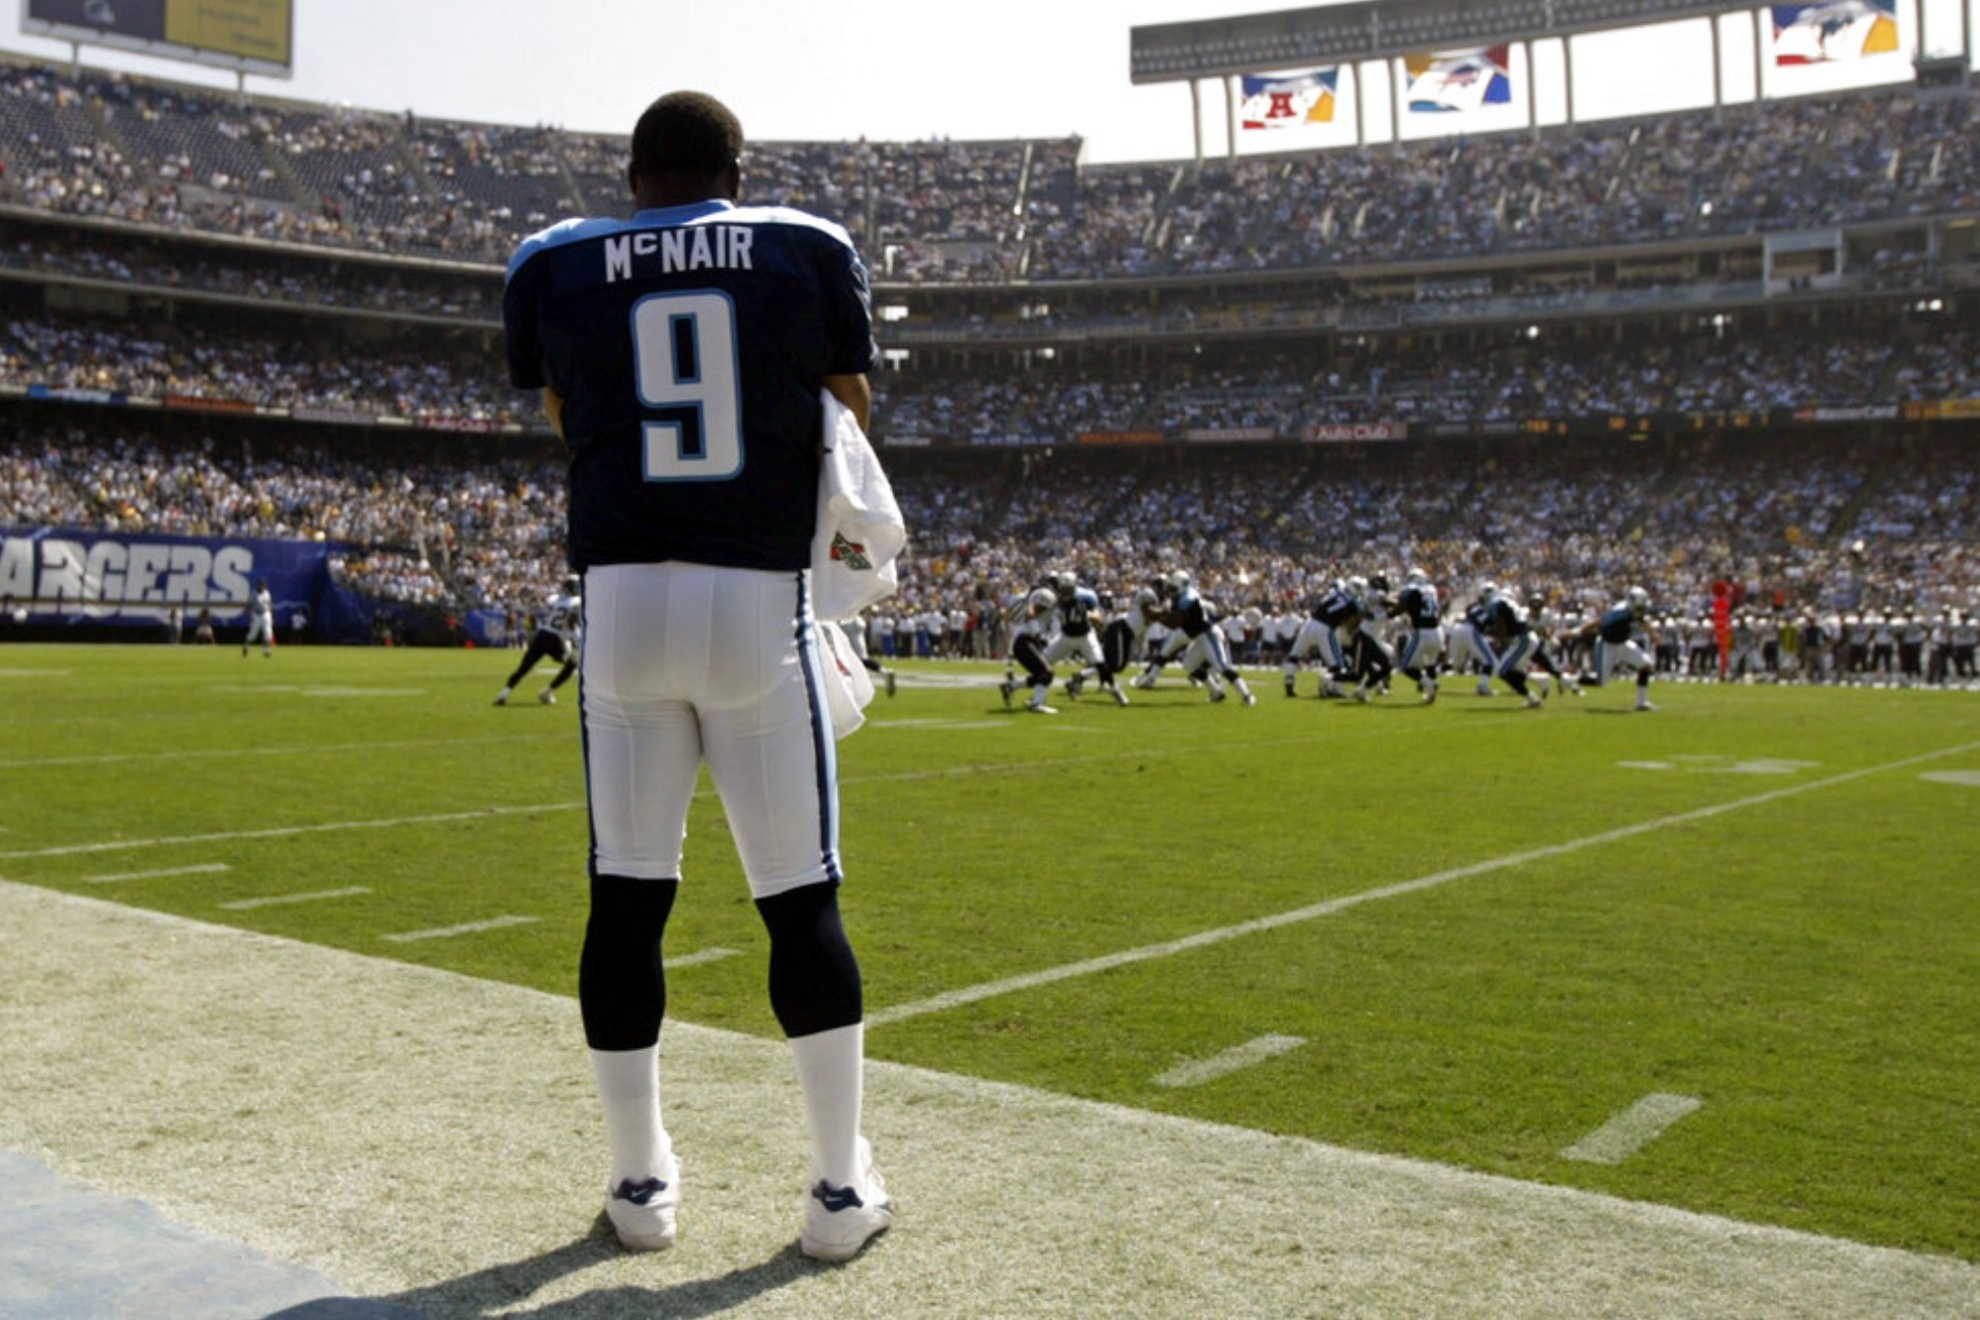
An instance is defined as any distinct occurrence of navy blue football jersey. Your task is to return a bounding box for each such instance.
[1312,588,1359,628]
[1397,585,1441,628]
[1597,604,1638,644]
[1173,587,1216,638]
[1463,600,1494,632]
[504,200,880,573]
[1486,598,1532,640]
[1055,586,1100,635]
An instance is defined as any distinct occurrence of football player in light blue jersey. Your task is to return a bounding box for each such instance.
[1573,586,1659,710]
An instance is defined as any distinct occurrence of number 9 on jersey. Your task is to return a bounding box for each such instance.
[633,290,745,482]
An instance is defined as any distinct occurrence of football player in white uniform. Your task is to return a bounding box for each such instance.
[1000,587,1061,713]
[494,577,583,705]
[1074,579,1159,706]
[242,578,276,657]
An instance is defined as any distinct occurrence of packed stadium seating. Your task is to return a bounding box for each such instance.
[1,50,1975,650]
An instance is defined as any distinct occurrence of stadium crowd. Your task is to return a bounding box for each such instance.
[3,55,1976,280]
[5,418,1975,680]
[3,310,1974,438]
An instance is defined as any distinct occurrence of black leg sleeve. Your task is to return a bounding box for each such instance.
[756,880,863,1039]
[578,875,678,1050]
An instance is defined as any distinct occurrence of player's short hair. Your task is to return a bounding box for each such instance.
[631,91,743,177]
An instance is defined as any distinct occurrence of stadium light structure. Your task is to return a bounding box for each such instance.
[1134,1,1763,83]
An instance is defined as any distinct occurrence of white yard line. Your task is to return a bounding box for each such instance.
[0,733,564,771]
[869,738,1980,1027]
[0,803,587,860]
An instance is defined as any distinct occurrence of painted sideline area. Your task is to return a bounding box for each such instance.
[2,881,1975,1320]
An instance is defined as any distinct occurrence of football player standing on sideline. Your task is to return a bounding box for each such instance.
[503,91,891,1262]
[242,578,275,657]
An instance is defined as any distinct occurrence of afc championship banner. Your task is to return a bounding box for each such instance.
[0,527,329,630]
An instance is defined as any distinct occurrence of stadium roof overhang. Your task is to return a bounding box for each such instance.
[1131,0,1747,84]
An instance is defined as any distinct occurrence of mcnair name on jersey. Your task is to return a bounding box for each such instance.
[604,225,754,284]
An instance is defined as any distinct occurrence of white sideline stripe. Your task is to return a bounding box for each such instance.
[380,915,539,943]
[218,887,371,911]
[82,863,230,885]
[0,718,1527,862]
[1561,1093,1704,1165]
[665,946,741,969]
[1153,1034,1306,1088]
[869,737,1980,1027]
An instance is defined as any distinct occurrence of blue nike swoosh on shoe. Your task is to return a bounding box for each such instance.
[611,1177,670,1206]
[810,1180,865,1213]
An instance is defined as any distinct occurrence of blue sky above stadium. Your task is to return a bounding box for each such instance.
[3,0,1972,162]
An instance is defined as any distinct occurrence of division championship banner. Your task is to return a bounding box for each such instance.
[1240,69,1338,130]
[1771,2,1900,64]
[1404,46,1511,115]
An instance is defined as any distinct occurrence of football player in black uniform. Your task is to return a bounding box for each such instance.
[503,91,889,1260]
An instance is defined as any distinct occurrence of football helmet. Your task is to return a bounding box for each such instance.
[1347,575,1368,597]
[1406,567,1429,587]
[1478,580,1499,603]
[1027,588,1055,612]
[1626,586,1650,609]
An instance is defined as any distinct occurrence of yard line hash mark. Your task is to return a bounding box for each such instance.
[382,915,540,943]
[665,947,741,969]
[1153,1035,1306,1089]
[1561,1093,1704,1165]
[219,887,371,910]
[868,737,1980,1028]
[82,863,230,885]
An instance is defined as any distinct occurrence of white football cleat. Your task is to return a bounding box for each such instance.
[801,1138,892,1262]
[539,688,557,705]
[605,1151,680,1251]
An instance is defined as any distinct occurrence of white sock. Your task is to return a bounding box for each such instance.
[591,1046,668,1184]
[789,1022,864,1189]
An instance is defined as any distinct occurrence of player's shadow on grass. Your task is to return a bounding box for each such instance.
[339,1217,829,1319]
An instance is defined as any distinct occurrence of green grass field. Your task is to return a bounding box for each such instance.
[4,643,1977,1265]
